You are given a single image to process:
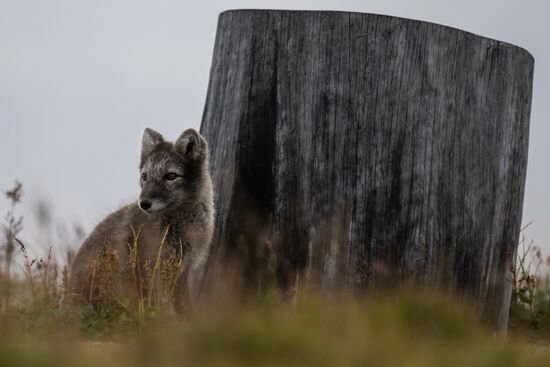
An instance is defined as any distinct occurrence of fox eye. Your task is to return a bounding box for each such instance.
[164,173,177,181]
[141,173,147,181]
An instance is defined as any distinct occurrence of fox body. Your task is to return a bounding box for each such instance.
[69,128,214,311]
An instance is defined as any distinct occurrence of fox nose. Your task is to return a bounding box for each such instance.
[139,200,152,210]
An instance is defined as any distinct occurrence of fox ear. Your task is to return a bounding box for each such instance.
[141,128,164,159]
[174,129,206,161]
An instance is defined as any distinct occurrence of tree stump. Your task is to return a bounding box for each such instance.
[199,9,534,331]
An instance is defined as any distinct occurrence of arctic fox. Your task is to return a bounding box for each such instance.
[69,128,214,312]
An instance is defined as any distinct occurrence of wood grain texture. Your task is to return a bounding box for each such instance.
[199,9,534,331]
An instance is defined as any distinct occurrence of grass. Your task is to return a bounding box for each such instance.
[2,293,550,367]
[508,229,550,343]
[2,180,550,366]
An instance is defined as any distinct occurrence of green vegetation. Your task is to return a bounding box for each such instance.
[2,180,550,366]
[509,229,550,343]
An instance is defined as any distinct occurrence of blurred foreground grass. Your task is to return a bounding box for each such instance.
[3,181,550,366]
[2,292,550,367]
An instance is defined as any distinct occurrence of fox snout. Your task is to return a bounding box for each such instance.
[138,195,167,213]
[139,199,152,211]
[138,184,168,213]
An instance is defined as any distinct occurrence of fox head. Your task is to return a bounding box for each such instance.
[138,127,209,213]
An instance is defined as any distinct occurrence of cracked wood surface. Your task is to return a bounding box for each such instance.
[200,9,534,331]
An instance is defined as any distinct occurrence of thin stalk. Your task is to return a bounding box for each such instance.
[147,225,170,307]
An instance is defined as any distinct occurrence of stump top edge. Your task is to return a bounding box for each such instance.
[219,8,534,62]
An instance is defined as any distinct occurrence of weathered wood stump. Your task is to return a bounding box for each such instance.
[199,9,534,331]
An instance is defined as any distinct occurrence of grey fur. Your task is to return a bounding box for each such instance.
[69,128,214,312]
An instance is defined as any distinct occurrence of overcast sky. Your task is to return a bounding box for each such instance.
[1,0,548,259]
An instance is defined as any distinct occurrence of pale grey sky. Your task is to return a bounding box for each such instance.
[1,0,548,259]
